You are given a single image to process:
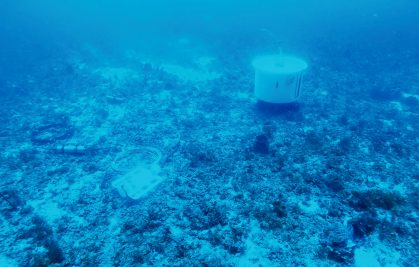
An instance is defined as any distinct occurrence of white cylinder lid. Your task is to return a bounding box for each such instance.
[252,55,308,74]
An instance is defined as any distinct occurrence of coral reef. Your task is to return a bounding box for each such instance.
[0,40,418,266]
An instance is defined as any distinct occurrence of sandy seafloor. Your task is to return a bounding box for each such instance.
[0,40,418,266]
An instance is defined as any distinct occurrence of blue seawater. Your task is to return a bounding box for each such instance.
[0,1,418,266]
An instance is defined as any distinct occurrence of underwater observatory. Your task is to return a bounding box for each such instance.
[0,0,418,266]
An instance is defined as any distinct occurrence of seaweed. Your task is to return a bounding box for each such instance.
[348,189,405,211]
[318,225,354,265]
[350,212,379,239]
[253,134,270,154]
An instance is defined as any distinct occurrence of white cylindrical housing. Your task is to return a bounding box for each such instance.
[253,54,308,103]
